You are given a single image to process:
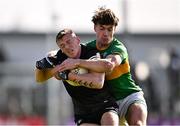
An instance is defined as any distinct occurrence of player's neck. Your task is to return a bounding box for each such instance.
[74,46,81,58]
[96,42,110,50]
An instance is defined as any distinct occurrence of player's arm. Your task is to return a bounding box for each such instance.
[35,55,60,83]
[35,63,69,83]
[68,71,105,89]
[35,49,61,83]
[78,54,122,74]
[35,68,58,83]
[57,54,122,74]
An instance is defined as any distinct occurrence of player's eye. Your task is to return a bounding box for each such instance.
[66,41,71,45]
[108,28,113,32]
[100,27,104,30]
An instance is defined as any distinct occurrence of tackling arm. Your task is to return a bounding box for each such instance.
[77,54,122,74]
[56,54,122,74]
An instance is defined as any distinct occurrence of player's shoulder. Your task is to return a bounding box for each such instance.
[81,44,98,59]
[56,49,68,62]
[81,44,96,51]
[83,40,96,48]
[113,38,124,45]
[111,38,127,51]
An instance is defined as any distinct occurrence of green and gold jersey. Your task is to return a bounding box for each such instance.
[85,38,142,100]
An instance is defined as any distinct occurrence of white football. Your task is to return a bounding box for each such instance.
[65,67,88,86]
[71,67,88,74]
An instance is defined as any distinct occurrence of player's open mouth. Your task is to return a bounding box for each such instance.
[102,38,109,42]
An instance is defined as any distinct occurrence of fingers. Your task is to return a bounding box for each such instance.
[54,58,78,73]
[60,58,76,70]
[53,64,65,73]
[55,63,69,73]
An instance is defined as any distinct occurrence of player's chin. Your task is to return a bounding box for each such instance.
[67,54,75,58]
[67,52,76,58]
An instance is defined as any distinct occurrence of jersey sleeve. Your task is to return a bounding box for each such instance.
[106,39,128,64]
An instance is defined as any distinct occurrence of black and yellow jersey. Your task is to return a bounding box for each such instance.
[54,44,117,115]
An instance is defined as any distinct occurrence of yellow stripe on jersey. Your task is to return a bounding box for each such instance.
[106,60,130,80]
[66,80,81,86]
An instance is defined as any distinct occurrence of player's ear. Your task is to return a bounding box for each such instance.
[114,26,117,32]
[94,25,96,32]
[76,36,81,44]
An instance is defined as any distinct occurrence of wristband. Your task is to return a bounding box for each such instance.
[58,70,70,80]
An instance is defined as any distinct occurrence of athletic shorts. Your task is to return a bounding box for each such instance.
[116,91,147,119]
[74,106,118,125]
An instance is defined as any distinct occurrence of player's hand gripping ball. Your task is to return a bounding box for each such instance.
[65,67,88,86]
[65,53,100,86]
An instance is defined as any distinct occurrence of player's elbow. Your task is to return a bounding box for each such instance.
[104,61,114,72]
[92,83,103,89]
[95,82,104,89]
[93,76,104,89]
[36,78,45,83]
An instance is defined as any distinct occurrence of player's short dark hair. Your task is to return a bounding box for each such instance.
[56,29,73,43]
[92,7,119,26]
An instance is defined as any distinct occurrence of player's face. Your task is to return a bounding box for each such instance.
[57,33,81,58]
[94,24,116,49]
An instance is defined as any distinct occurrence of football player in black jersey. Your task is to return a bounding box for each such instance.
[35,29,119,125]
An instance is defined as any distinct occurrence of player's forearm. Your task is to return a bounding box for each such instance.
[35,68,57,83]
[68,73,105,89]
[78,59,114,73]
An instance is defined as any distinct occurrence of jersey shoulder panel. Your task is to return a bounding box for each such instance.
[84,40,96,49]
[56,50,68,64]
[101,38,128,63]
